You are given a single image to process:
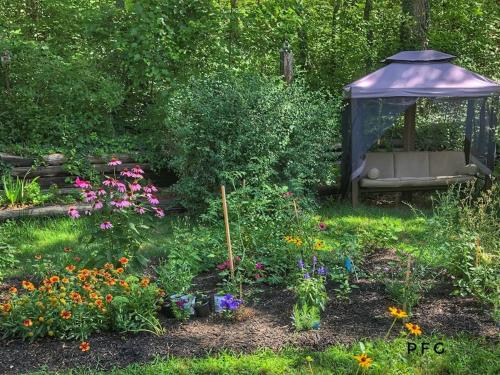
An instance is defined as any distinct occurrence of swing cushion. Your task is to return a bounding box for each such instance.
[360,151,476,189]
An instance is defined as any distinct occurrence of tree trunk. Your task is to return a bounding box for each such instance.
[400,0,430,50]
[364,0,373,72]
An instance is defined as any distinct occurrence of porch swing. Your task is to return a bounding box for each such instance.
[340,50,499,205]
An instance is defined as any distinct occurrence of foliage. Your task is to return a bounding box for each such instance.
[152,72,340,211]
[293,276,328,312]
[430,181,500,318]
[155,259,194,297]
[69,160,164,264]
[0,261,163,341]
[1,175,48,207]
[291,303,320,332]
[0,240,18,283]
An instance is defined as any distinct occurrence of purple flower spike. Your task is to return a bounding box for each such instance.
[312,256,317,265]
[317,266,327,276]
[303,273,310,279]
[297,259,305,269]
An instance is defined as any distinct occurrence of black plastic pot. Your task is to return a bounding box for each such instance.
[195,301,210,317]
[160,301,175,318]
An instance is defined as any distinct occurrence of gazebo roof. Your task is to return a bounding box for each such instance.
[344,50,500,98]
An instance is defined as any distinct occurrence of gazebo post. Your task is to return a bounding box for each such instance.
[403,103,416,151]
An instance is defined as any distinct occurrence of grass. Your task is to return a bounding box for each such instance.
[25,337,499,375]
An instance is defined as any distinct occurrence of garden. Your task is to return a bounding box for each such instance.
[0,1,499,374]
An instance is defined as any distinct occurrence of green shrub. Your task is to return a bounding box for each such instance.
[150,72,341,211]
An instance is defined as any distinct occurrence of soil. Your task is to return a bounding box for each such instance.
[0,248,498,374]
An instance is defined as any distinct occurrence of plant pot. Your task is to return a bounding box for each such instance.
[213,294,225,313]
[311,321,321,330]
[195,300,211,317]
[160,301,175,318]
[171,294,196,315]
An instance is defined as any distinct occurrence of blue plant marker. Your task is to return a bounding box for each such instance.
[344,257,353,273]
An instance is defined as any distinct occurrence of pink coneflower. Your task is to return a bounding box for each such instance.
[255,262,265,270]
[111,199,131,209]
[318,222,327,231]
[108,157,122,166]
[132,165,144,175]
[129,182,141,192]
[143,184,158,194]
[147,194,159,205]
[103,178,117,187]
[115,182,126,193]
[100,221,113,230]
[74,177,91,189]
[97,188,106,196]
[68,207,80,219]
[135,206,146,215]
[153,207,165,218]
[94,201,103,210]
[82,190,97,202]
[120,168,134,178]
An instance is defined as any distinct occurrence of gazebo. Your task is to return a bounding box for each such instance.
[340,50,500,205]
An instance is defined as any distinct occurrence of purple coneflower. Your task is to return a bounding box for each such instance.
[153,207,165,218]
[100,221,113,230]
[108,157,122,166]
[68,207,80,219]
[94,201,103,210]
[318,222,327,231]
[135,206,146,215]
[255,262,265,270]
[147,194,160,205]
[74,177,91,189]
[129,182,141,192]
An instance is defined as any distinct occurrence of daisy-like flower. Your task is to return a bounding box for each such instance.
[314,240,325,250]
[82,190,97,202]
[153,207,165,218]
[49,275,60,283]
[129,181,141,192]
[9,287,17,294]
[79,341,90,352]
[116,182,127,193]
[388,306,408,319]
[105,294,113,303]
[147,194,160,205]
[120,168,134,178]
[103,178,116,187]
[118,257,129,265]
[135,206,146,215]
[140,278,150,287]
[131,165,144,175]
[100,221,113,230]
[1,303,11,313]
[60,310,72,320]
[108,157,122,166]
[93,200,103,210]
[74,177,91,189]
[34,254,42,260]
[405,322,422,336]
[143,184,158,194]
[111,199,131,209]
[119,280,129,288]
[68,207,80,219]
[353,353,373,368]
[22,281,35,291]
[115,267,124,274]
[23,319,33,327]
[97,188,106,196]
[255,262,265,270]
[318,222,327,231]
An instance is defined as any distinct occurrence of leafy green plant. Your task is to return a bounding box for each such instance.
[293,277,328,312]
[0,240,18,282]
[155,259,194,297]
[1,175,46,206]
[291,303,320,331]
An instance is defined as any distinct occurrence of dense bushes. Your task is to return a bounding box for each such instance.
[151,73,341,210]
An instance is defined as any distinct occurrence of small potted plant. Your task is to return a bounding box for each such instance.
[217,293,243,319]
[155,259,195,318]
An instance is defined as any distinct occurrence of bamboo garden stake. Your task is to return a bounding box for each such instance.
[221,185,235,279]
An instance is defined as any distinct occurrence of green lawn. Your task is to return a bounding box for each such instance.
[26,337,499,375]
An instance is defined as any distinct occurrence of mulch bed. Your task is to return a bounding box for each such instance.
[0,249,498,374]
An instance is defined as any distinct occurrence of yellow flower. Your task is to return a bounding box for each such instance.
[313,240,325,250]
[405,322,422,336]
[388,306,408,319]
[353,353,373,368]
[38,316,45,322]
[48,330,54,336]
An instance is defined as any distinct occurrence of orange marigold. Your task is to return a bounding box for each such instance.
[105,294,113,303]
[104,263,114,270]
[60,310,72,319]
[79,341,90,352]
[1,303,11,313]
[22,281,35,291]
[118,257,129,265]
[49,276,60,284]
[23,319,33,327]
[115,268,124,274]
[65,265,76,272]
[140,278,150,287]
[9,287,18,294]
[119,280,129,288]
